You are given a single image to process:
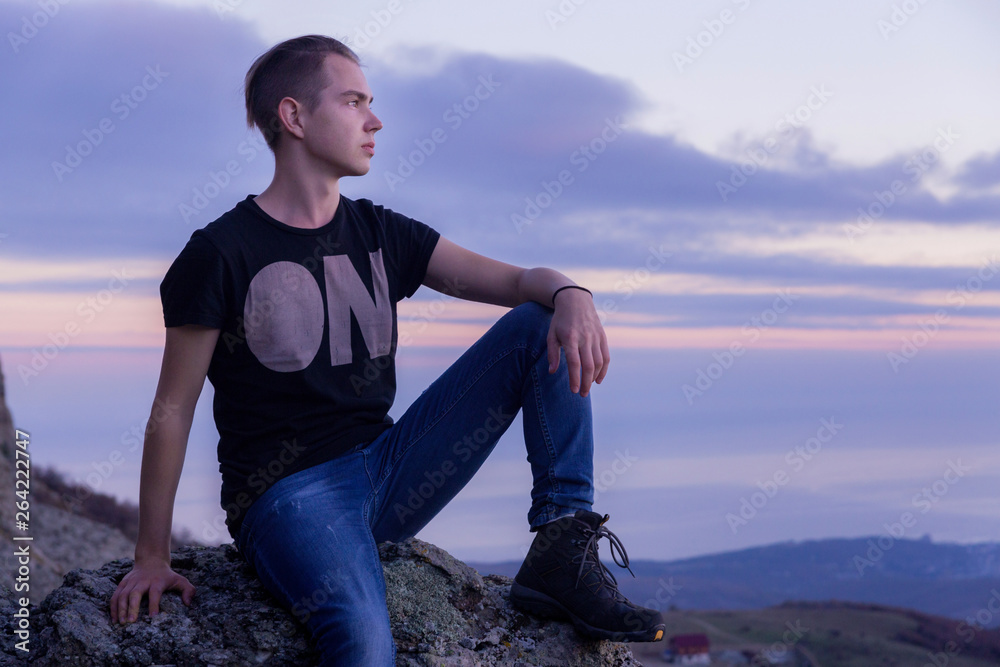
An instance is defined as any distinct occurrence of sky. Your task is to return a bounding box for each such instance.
[1,0,999,564]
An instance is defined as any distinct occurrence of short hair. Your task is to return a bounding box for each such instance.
[244,35,360,151]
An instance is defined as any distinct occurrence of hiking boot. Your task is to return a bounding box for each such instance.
[510,509,665,642]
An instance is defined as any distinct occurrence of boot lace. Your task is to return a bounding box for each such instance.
[572,514,635,595]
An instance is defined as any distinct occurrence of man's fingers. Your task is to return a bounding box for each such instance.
[578,345,596,397]
[181,579,196,606]
[596,335,611,383]
[564,344,582,393]
[110,567,195,623]
[546,328,561,374]
[114,583,132,624]
[127,589,145,623]
[148,585,162,617]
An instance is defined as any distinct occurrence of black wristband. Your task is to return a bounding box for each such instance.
[552,285,593,304]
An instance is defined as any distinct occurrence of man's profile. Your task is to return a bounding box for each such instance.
[109,34,664,665]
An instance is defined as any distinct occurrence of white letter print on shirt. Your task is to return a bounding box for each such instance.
[243,250,391,372]
[324,250,391,365]
[244,261,324,372]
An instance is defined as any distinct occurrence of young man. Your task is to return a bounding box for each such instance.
[109,35,664,664]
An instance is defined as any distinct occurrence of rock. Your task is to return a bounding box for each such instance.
[18,538,642,666]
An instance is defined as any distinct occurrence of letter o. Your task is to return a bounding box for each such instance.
[245,262,324,372]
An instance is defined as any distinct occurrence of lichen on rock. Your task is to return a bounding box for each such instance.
[13,538,640,666]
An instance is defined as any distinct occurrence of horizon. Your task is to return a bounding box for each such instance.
[3,0,999,563]
[5,444,992,566]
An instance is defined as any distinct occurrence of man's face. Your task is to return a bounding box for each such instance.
[297,54,382,178]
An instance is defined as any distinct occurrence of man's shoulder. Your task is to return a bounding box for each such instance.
[200,196,256,231]
[187,196,261,248]
[340,195,420,229]
[341,194,385,219]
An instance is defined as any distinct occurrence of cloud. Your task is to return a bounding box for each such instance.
[4,2,994,269]
[955,150,1000,190]
[3,1,997,350]
[1,0,269,257]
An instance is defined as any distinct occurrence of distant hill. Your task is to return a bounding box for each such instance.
[471,537,1000,625]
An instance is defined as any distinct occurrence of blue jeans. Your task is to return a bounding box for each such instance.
[236,302,595,666]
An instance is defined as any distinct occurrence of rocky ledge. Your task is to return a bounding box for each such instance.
[4,538,641,666]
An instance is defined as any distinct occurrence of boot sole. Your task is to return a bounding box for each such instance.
[509,582,665,643]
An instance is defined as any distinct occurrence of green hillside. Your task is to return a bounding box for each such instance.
[629,601,1000,666]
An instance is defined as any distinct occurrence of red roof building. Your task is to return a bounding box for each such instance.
[666,633,711,664]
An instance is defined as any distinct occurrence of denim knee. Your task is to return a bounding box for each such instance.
[495,301,552,351]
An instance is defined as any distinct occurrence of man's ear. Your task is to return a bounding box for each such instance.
[276,97,306,141]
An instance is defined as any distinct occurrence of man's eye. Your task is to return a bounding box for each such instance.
[348,100,358,107]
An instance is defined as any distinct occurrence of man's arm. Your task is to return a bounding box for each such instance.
[423,237,609,396]
[109,324,220,624]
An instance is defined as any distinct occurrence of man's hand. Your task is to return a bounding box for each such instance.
[547,287,610,396]
[110,558,195,624]
[421,238,611,394]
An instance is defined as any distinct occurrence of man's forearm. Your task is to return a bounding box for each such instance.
[134,414,192,563]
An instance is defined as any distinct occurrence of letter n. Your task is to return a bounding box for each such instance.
[324,250,392,366]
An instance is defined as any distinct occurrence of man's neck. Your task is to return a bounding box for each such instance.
[253,168,342,230]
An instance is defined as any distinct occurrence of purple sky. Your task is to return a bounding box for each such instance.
[2,0,999,561]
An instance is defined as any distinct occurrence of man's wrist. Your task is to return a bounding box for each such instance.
[552,285,592,305]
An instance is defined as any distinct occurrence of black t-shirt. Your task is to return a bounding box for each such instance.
[160,194,440,540]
